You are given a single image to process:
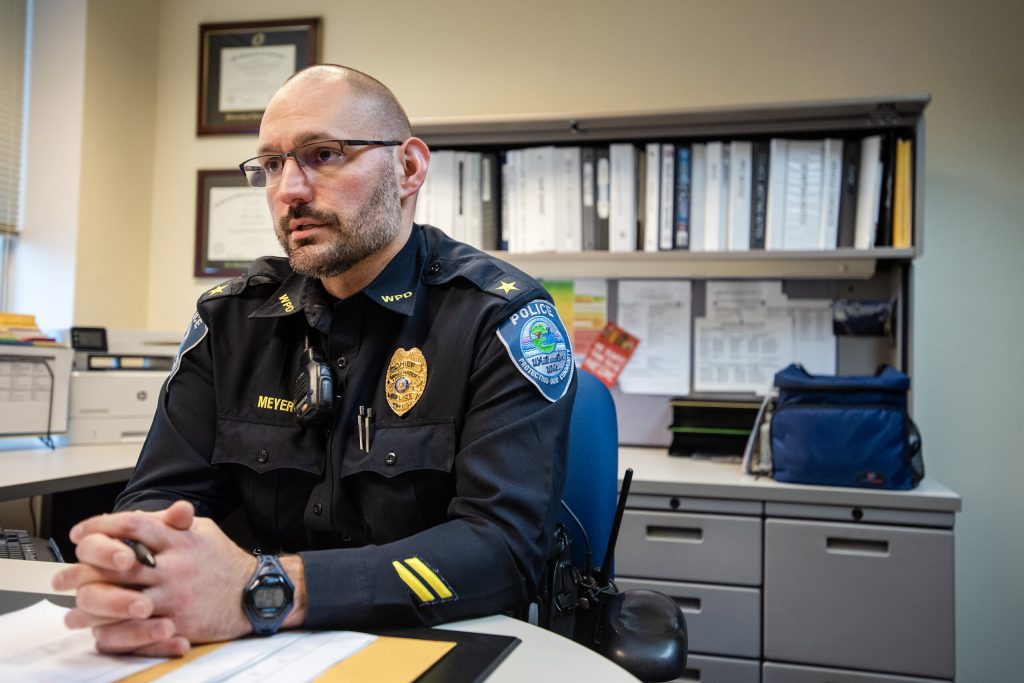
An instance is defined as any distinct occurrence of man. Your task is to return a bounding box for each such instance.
[53,64,576,657]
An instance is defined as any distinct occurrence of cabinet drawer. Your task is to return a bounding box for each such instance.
[763,662,949,683]
[763,519,954,679]
[615,577,760,658]
[617,510,762,585]
[672,654,760,683]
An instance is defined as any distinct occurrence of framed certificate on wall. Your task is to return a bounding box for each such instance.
[197,18,319,136]
[195,170,284,277]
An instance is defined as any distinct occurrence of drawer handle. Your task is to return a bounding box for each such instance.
[678,668,701,681]
[826,537,890,556]
[674,597,702,612]
[646,525,703,542]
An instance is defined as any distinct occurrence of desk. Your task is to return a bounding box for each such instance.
[0,441,139,500]
[0,558,638,682]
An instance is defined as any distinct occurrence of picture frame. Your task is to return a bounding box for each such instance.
[195,170,283,277]
[197,18,319,136]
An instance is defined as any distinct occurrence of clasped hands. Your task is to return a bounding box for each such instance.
[51,500,258,657]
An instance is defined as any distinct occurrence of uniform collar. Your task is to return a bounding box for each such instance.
[359,225,424,317]
[249,225,425,320]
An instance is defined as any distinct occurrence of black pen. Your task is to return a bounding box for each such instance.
[123,539,157,568]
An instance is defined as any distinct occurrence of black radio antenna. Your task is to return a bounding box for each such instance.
[596,467,633,587]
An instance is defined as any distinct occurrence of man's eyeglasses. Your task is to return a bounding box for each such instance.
[238,139,403,188]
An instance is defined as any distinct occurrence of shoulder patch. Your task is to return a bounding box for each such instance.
[167,311,208,387]
[495,299,574,402]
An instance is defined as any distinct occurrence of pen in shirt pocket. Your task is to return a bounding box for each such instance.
[122,539,157,568]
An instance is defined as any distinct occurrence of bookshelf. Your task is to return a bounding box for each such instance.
[415,93,928,267]
[414,95,925,384]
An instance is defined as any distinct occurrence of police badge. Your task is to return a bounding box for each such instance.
[386,347,427,416]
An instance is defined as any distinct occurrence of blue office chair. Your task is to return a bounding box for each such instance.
[541,368,688,682]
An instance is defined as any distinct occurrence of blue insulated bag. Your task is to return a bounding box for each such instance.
[769,364,923,490]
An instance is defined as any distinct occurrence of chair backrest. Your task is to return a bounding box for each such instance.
[559,368,618,572]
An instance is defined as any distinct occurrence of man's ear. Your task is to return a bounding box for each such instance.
[397,137,429,200]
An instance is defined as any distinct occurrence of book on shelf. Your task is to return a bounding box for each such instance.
[836,137,861,248]
[727,140,752,251]
[595,146,611,250]
[580,146,598,251]
[554,147,583,253]
[689,143,707,252]
[673,145,691,250]
[749,141,770,249]
[702,141,729,252]
[643,143,661,253]
[481,152,500,250]
[874,132,897,249]
[892,137,914,248]
[659,143,676,251]
[608,143,638,252]
[854,134,883,249]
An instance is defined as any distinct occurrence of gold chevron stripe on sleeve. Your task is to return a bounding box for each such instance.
[404,557,453,599]
[392,560,436,603]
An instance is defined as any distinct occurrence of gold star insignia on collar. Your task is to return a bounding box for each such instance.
[496,281,518,295]
[207,284,227,296]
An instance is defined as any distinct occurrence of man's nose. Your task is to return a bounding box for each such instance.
[275,156,312,203]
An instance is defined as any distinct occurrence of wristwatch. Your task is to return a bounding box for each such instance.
[242,554,294,636]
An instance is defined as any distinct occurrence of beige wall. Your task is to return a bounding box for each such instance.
[66,0,1024,679]
[73,0,158,328]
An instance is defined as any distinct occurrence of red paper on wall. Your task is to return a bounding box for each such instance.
[581,321,640,388]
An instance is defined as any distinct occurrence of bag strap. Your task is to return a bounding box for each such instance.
[907,418,925,485]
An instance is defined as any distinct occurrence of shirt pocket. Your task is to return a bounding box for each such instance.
[340,417,456,479]
[340,417,457,544]
[211,416,325,550]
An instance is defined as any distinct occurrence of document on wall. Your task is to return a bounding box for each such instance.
[615,280,692,395]
[694,317,794,394]
[698,280,836,390]
[207,187,284,262]
[219,45,296,112]
[0,600,394,683]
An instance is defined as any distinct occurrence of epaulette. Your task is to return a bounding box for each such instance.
[420,226,536,302]
[198,257,290,304]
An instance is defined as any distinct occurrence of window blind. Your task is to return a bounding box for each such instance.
[0,0,29,236]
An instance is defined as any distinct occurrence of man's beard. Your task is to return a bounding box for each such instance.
[276,168,402,279]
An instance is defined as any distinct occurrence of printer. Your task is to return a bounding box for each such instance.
[66,328,180,445]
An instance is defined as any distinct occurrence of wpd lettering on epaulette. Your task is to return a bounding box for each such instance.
[167,311,208,387]
[495,299,574,402]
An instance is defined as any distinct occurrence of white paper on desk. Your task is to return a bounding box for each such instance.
[616,280,692,395]
[0,600,162,682]
[158,630,374,683]
[0,600,375,683]
[694,317,793,394]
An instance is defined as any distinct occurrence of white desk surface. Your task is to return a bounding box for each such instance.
[0,440,139,500]
[619,445,962,513]
[0,558,638,682]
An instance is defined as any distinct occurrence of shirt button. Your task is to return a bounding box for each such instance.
[336,355,348,369]
[427,262,441,275]
[313,503,322,516]
[341,534,352,543]
[257,449,269,464]
[385,452,398,466]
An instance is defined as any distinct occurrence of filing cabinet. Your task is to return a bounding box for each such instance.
[615,448,961,683]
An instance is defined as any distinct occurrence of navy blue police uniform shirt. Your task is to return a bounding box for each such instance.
[116,224,577,629]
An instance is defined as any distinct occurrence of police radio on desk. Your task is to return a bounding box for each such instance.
[293,345,335,426]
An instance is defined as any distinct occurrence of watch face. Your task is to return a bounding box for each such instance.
[253,586,286,610]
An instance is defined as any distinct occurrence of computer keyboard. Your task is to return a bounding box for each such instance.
[0,528,63,562]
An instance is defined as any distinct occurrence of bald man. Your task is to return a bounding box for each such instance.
[53,65,576,656]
